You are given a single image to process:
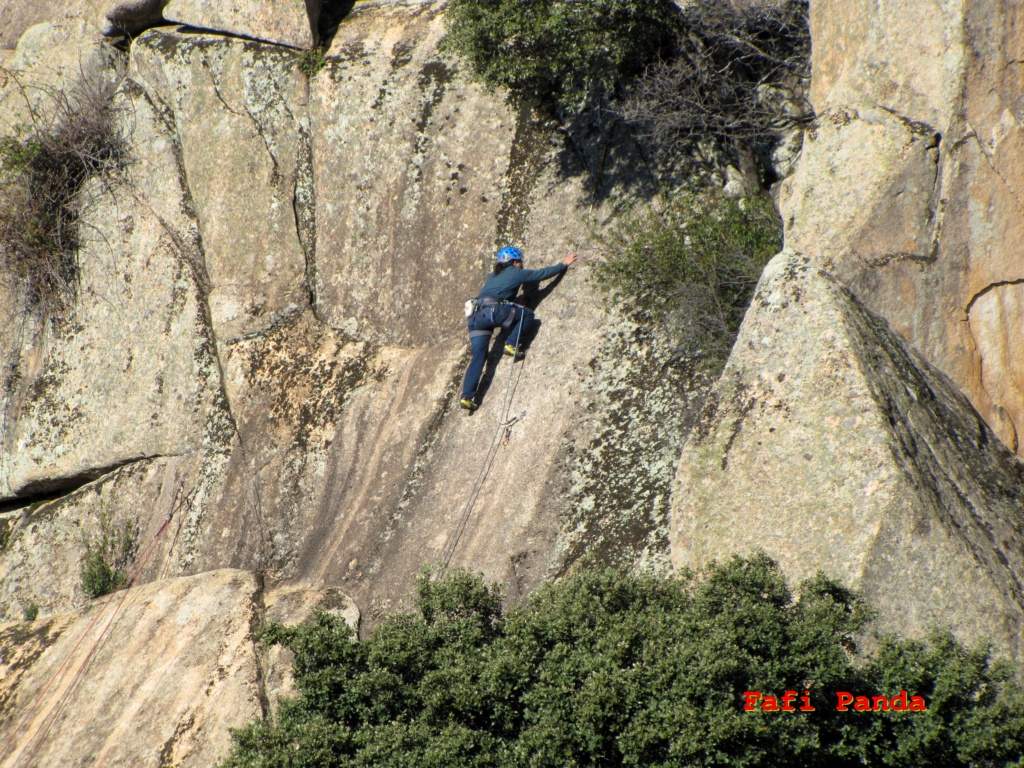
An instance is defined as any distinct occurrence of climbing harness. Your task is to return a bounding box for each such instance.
[440,335,527,570]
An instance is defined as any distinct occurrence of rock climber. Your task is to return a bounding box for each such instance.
[459,246,579,411]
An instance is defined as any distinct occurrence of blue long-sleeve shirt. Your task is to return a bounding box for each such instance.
[478,263,566,302]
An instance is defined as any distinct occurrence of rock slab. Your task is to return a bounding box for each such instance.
[0,569,359,767]
[672,252,1024,659]
[0,570,264,768]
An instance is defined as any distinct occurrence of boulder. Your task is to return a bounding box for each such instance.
[163,0,322,49]
[0,570,264,768]
[0,18,116,129]
[101,0,169,36]
[780,106,941,269]
[0,570,358,767]
[671,252,1024,658]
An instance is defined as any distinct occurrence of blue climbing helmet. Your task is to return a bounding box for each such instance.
[496,246,523,264]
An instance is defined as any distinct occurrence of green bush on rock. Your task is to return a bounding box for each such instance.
[593,189,782,361]
[442,0,680,111]
[80,509,139,599]
[220,556,1024,767]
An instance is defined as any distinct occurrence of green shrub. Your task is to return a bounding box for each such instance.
[22,602,39,621]
[80,509,139,599]
[442,0,680,111]
[593,188,781,360]
[0,66,128,315]
[220,556,1024,768]
[298,46,327,78]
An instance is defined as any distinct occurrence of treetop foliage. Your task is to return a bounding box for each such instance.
[441,0,681,111]
[221,556,1024,767]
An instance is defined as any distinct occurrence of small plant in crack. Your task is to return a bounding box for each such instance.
[0,63,130,317]
[298,46,328,78]
[80,505,139,599]
[22,602,39,621]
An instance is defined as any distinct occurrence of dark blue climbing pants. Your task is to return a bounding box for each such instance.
[461,303,534,402]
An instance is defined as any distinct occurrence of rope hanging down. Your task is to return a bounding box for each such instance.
[440,337,527,570]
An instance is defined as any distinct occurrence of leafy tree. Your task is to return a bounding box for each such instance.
[623,0,812,190]
[221,556,1024,767]
[442,0,681,112]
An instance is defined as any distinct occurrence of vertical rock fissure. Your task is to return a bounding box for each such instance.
[293,117,316,308]
[249,571,271,722]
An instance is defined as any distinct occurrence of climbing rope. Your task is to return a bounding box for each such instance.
[440,332,528,570]
[0,490,186,766]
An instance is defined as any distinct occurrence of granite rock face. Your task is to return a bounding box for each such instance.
[130,28,312,341]
[672,252,1024,657]
[310,4,513,347]
[0,570,357,768]
[0,102,226,499]
[0,1,692,635]
[3,0,1024,761]
[781,0,1024,457]
[163,0,322,49]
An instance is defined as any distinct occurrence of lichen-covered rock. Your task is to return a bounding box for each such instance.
[130,28,312,341]
[163,0,321,49]
[310,3,517,347]
[671,252,1024,659]
[2,0,705,645]
[0,171,226,500]
[781,0,1024,457]
[0,570,265,768]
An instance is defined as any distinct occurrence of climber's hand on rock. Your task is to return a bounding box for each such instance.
[562,252,579,267]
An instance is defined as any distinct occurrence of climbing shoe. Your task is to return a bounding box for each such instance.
[503,344,525,359]
[459,398,479,411]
